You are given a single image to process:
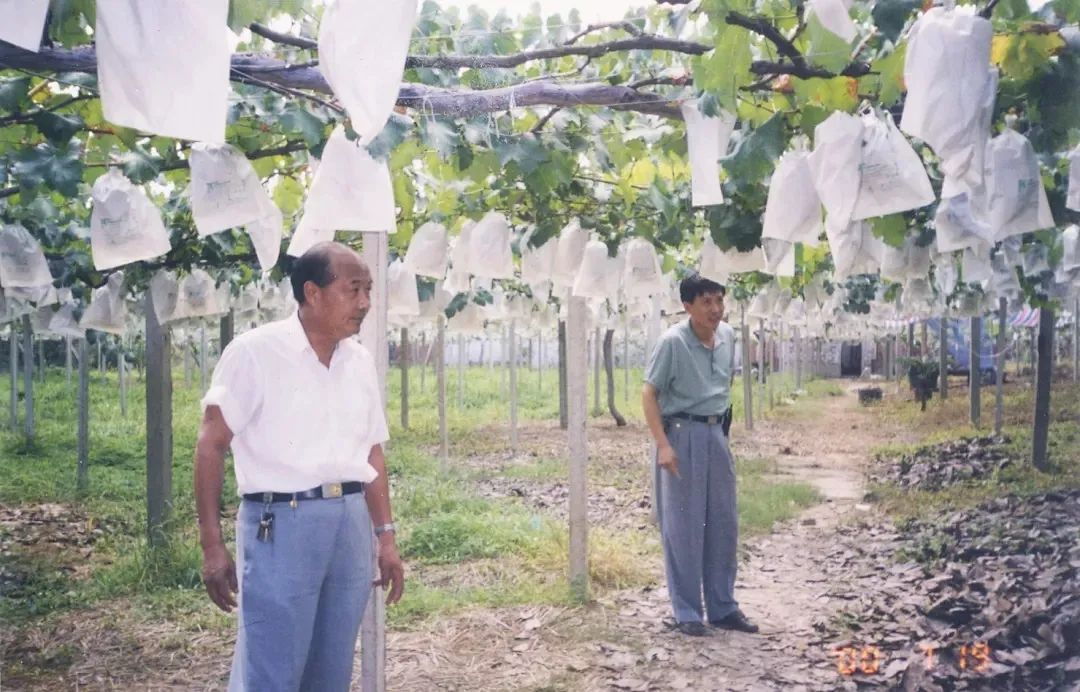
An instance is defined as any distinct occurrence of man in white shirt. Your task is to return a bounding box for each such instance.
[194,242,405,691]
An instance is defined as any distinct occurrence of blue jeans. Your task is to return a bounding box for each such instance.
[228,493,373,691]
[656,419,739,624]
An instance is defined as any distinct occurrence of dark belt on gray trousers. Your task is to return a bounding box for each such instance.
[242,481,366,504]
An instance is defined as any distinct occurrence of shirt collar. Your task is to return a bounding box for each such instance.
[282,310,315,354]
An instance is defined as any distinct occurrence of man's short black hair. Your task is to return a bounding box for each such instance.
[679,273,726,304]
[290,242,337,304]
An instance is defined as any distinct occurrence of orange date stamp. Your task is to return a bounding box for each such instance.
[830,642,992,676]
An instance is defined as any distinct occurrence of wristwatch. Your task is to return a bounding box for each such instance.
[374,522,396,537]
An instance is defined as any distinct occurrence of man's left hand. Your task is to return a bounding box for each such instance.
[374,535,406,605]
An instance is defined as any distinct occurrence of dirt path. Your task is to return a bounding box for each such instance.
[386,384,917,691]
[2,384,910,691]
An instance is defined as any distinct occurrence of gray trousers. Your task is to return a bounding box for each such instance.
[656,419,739,624]
[229,493,373,692]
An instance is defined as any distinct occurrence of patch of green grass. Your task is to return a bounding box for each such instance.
[496,456,565,481]
[738,475,820,535]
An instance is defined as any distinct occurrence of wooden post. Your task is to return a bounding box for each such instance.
[994,298,1007,437]
[939,315,949,400]
[558,320,568,429]
[119,338,127,418]
[183,337,192,388]
[400,327,409,430]
[741,307,753,431]
[21,314,33,439]
[76,338,90,492]
[65,335,72,387]
[592,326,602,417]
[757,319,765,421]
[220,309,234,352]
[566,295,589,602]
[623,321,629,405]
[437,316,448,470]
[970,316,982,429]
[38,336,45,385]
[769,324,778,410]
[359,231,389,692]
[419,331,427,393]
[509,319,518,454]
[794,327,802,390]
[501,325,508,400]
[145,293,173,547]
[457,334,465,409]
[1073,297,1079,384]
[1032,307,1054,471]
[9,321,18,430]
[537,330,543,393]
[199,326,209,394]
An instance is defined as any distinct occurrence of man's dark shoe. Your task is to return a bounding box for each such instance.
[674,621,710,637]
[709,610,759,633]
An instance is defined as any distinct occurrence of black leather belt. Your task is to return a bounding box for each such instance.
[669,412,724,425]
[242,481,366,504]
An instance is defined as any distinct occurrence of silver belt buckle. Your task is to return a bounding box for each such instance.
[707,415,719,425]
[321,482,343,498]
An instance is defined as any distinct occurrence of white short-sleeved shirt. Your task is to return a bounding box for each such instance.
[202,311,389,495]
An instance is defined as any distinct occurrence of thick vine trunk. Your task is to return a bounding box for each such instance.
[1032,307,1054,472]
[603,329,627,427]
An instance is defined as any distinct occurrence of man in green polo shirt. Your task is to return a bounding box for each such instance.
[642,273,758,637]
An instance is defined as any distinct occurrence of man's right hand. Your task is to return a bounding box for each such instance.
[202,542,238,612]
[657,444,681,479]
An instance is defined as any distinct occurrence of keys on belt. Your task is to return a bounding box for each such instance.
[245,481,366,544]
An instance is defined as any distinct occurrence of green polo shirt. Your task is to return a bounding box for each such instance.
[645,319,735,417]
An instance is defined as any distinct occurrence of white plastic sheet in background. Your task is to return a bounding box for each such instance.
[318,0,418,143]
[573,239,616,299]
[466,212,514,280]
[1022,243,1050,277]
[387,259,420,322]
[1068,146,1080,212]
[447,302,486,334]
[698,235,729,284]
[296,126,397,239]
[1061,225,1080,273]
[0,0,49,52]
[246,196,283,270]
[933,193,993,255]
[403,222,449,279]
[80,272,128,335]
[0,224,52,288]
[48,302,84,339]
[761,238,795,277]
[96,1,230,143]
[680,100,736,207]
[900,7,994,196]
[808,0,857,42]
[961,248,994,284]
[935,259,958,297]
[90,169,172,270]
[987,253,1021,299]
[826,221,885,280]
[520,230,557,292]
[622,238,665,298]
[189,142,272,237]
[881,237,930,283]
[747,283,779,321]
[149,270,181,324]
[983,129,1055,242]
[851,111,934,220]
[551,219,588,289]
[173,269,225,321]
[286,215,334,258]
[807,112,863,230]
[762,149,823,245]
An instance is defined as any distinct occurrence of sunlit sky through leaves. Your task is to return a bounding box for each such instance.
[440,0,650,23]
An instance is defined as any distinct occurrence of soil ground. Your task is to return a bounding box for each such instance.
[0,382,941,691]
